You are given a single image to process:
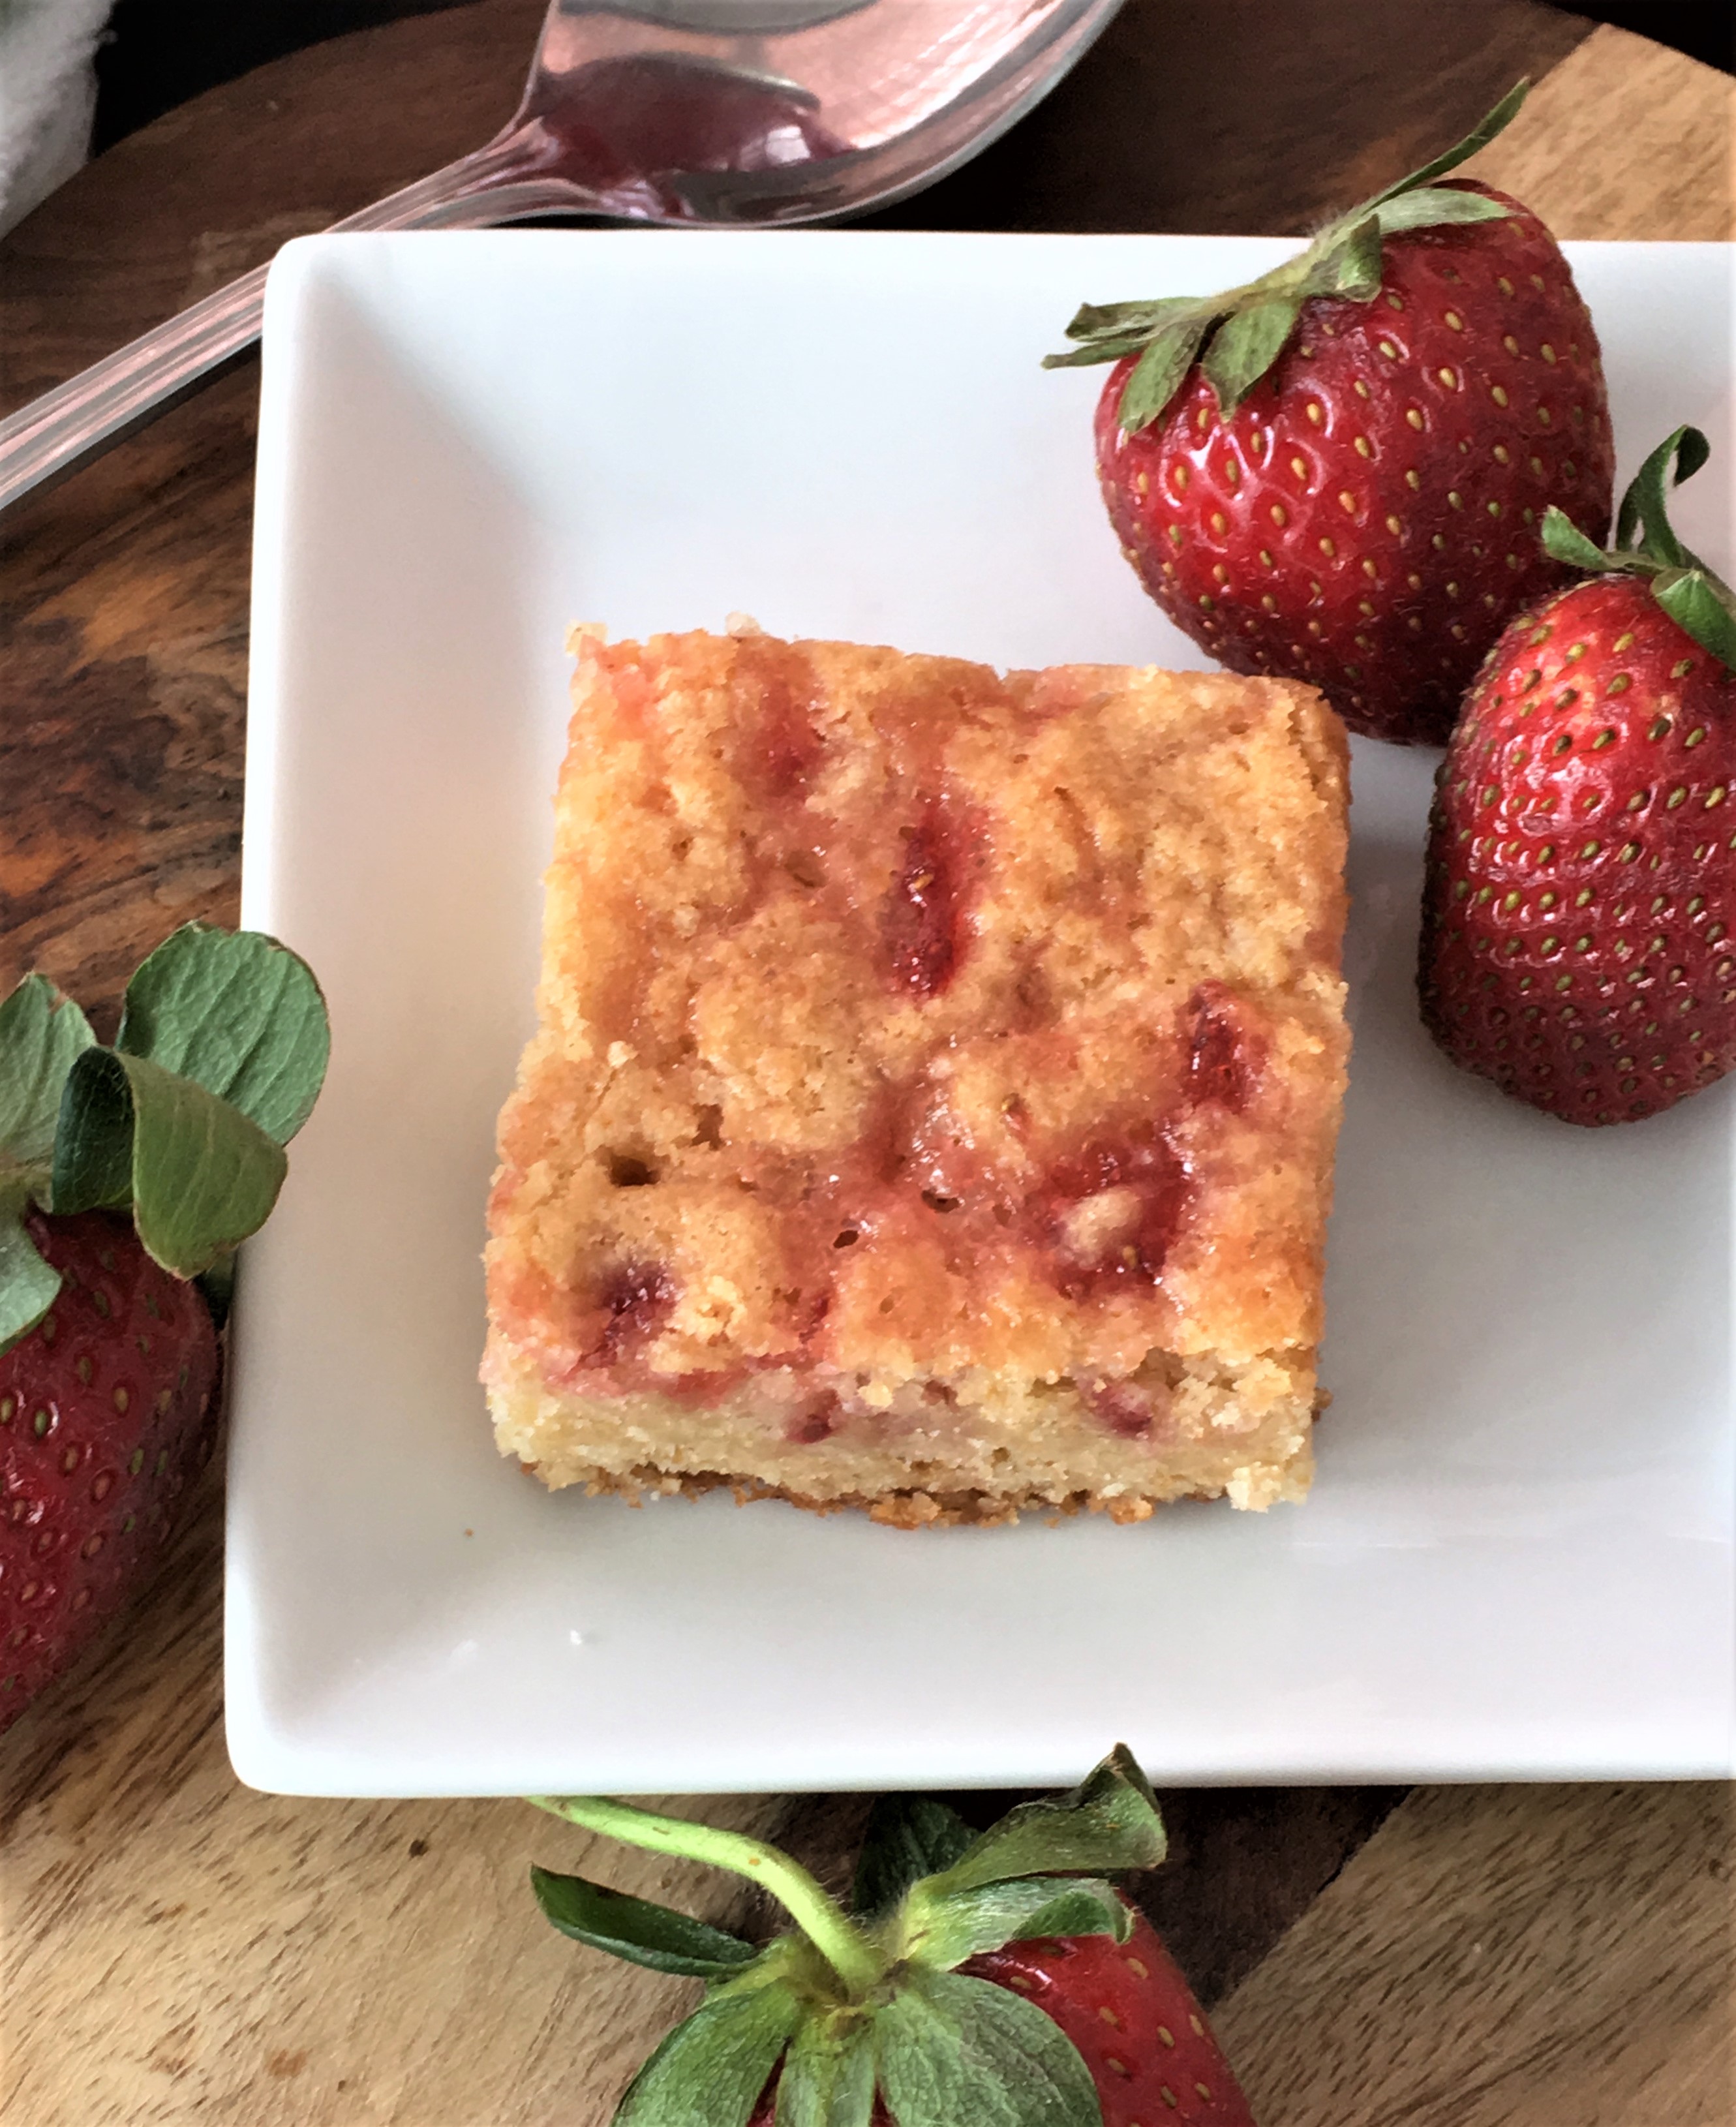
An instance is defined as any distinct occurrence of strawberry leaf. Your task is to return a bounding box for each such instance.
[1043,298,1215,373]
[0,977,98,1351]
[1063,295,1204,343]
[530,1865,761,1980]
[1367,78,1529,206]
[0,934,327,1350]
[873,1968,1101,2127]
[1373,186,1514,234]
[918,1747,1166,1897]
[1540,504,1624,573]
[0,976,95,1180]
[50,1052,134,1213]
[1615,424,1709,566]
[115,923,329,1146]
[1303,216,1383,301]
[1117,313,1215,433]
[1041,333,1161,371]
[613,1976,802,2127]
[1202,296,1303,415]
[1653,568,1736,673]
[897,1877,1130,1972]
[774,2012,876,2127]
[0,1197,62,1354]
[850,1796,976,1919]
[53,1050,288,1279]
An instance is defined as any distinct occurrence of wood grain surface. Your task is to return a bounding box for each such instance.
[1,3,1731,2122]
[1215,1781,1735,2127]
[1460,24,1735,239]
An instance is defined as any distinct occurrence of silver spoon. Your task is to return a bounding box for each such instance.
[0,0,1122,513]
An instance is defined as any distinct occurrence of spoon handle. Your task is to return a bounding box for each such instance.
[0,133,592,515]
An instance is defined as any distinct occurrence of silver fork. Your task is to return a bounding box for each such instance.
[0,0,1121,513]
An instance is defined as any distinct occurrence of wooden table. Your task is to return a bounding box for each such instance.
[2,5,1732,2122]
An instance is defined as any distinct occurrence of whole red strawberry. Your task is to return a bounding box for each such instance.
[0,926,328,1730]
[1,1210,220,1718]
[1420,427,1735,1123]
[1049,83,1614,746]
[528,1749,1256,2126]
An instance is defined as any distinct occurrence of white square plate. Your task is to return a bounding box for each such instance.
[232,230,1735,1796]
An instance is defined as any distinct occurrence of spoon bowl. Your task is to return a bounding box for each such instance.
[487,0,1125,226]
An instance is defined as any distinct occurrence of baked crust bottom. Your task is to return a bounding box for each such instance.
[525,1463,1306,1530]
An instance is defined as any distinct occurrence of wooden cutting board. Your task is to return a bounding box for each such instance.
[1,5,1731,2122]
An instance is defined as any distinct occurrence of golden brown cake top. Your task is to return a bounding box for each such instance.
[486,630,1349,1408]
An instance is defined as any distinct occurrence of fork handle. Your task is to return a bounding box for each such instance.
[0,133,590,515]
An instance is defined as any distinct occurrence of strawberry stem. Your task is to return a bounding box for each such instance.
[1044,80,1530,431]
[526,1794,883,1998]
[1540,425,1736,671]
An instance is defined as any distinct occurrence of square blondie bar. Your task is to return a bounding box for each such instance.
[483,627,1349,1524]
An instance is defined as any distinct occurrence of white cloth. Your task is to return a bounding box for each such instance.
[0,0,115,236]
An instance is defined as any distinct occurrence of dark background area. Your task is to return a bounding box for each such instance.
[89,0,1735,157]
